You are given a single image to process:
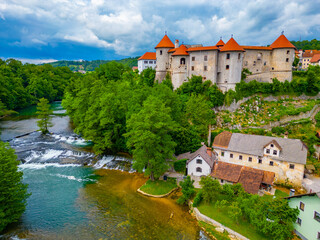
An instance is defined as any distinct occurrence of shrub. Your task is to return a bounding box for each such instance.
[193,191,203,207]
[174,159,187,173]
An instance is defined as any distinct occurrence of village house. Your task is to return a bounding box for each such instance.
[212,131,308,186]
[140,33,296,91]
[310,54,320,66]
[137,52,156,73]
[300,50,320,69]
[286,192,320,240]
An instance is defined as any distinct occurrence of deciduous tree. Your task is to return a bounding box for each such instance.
[36,98,53,134]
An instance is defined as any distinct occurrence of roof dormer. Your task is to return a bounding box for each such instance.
[263,140,282,157]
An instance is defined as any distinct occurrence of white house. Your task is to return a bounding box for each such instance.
[138,52,156,73]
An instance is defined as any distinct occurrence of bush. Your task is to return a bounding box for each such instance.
[193,191,203,207]
[271,126,285,135]
[177,176,195,205]
[173,159,187,173]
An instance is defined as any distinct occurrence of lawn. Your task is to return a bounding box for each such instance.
[197,203,269,240]
[139,178,178,195]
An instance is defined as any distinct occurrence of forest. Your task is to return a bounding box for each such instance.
[291,39,320,50]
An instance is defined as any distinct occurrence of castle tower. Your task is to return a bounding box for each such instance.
[217,37,245,92]
[215,38,225,49]
[171,44,189,89]
[270,33,296,82]
[155,34,175,82]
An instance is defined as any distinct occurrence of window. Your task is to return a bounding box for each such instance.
[287,50,290,54]
[191,66,194,71]
[204,55,208,61]
[221,179,224,183]
[258,158,262,164]
[221,152,225,157]
[286,58,289,62]
[196,159,202,164]
[192,56,195,61]
[144,61,148,64]
[248,157,252,162]
[226,65,229,70]
[196,167,202,173]
[317,232,320,239]
[270,144,274,147]
[314,211,320,222]
[239,155,243,160]
[230,153,233,158]
[253,61,256,66]
[226,53,230,59]
[160,50,162,55]
[180,58,185,65]
[264,61,267,65]
[238,53,241,59]
[269,161,274,166]
[296,217,302,226]
[154,61,156,64]
[299,202,305,211]
[257,53,262,60]
[272,67,274,70]
[149,61,153,64]
[289,164,295,169]
[266,149,270,154]
[204,66,207,71]
[273,150,277,155]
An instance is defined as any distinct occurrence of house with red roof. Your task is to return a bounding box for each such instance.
[137,52,156,73]
[310,54,320,66]
[149,33,296,91]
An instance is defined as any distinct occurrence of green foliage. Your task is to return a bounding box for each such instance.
[315,111,320,127]
[215,199,228,212]
[271,126,286,135]
[36,98,53,134]
[193,191,203,207]
[0,141,30,232]
[199,177,222,203]
[291,39,320,50]
[228,202,242,224]
[139,178,177,195]
[0,59,77,110]
[173,159,187,173]
[139,68,156,87]
[293,57,300,67]
[125,96,178,180]
[241,68,252,80]
[171,126,202,155]
[177,176,195,205]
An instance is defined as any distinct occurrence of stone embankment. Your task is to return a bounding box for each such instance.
[189,202,249,240]
[137,187,179,198]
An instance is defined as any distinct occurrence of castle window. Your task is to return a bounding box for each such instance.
[286,58,289,62]
[289,164,295,169]
[226,53,230,59]
[239,155,243,160]
[287,50,290,54]
[191,66,194,71]
[192,56,195,61]
[230,153,233,158]
[258,158,262,164]
[203,77,206,80]
[248,157,252,162]
[272,67,274,70]
[204,55,208,61]
[144,61,148,64]
[196,159,202,164]
[196,167,202,173]
[257,53,262,60]
[238,53,241,59]
[204,66,207,71]
[226,65,229,70]
[269,161,274,166]
[180,58,185,65]
[253,61,256,66]
[160,50,162,55]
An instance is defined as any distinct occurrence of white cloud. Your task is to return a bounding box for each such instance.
[1,57,57,64]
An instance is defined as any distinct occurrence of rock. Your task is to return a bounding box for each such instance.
[215,227,224,233]
[228,235,238,240]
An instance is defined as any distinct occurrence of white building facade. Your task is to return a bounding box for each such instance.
[137,52,156,73]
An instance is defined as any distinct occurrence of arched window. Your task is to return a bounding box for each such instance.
[180,58,185,65]
[196,159,202,164]
[160,50,162,55]
[238,53,241,59]
[196,167,202,173]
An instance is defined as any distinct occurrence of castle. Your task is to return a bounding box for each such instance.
[139,33,296,91]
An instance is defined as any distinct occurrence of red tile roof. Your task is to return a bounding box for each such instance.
[213,131,232,148]
[138,52,156,60]
[310,54,320,63]
[187,46,218,52]
[216,39,225,47]
[211,161,242,182]
[270,34,296,49]
[220,38,245,52]
[155,35,175,49]
[171,44,189,56]
[168,48,177,53]
[242,46,272,51]
[302,50,320,58]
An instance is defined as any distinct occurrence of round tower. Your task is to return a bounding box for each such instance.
[270,33,296,82]
[217,37,245,92]
[155,34,175,82]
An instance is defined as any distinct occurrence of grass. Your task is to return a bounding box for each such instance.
[198,221,230,240]
[139,177,177,195]
[197,203,269,240]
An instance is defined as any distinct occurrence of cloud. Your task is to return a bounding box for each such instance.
[0,0,320,60]
[1,57,57,64]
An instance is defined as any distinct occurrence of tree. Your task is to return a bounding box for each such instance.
[0,141,30,232]
[228,202,242,224]
[36,98,53,134]
[199,176,222,203]
[125,95,178,181]
[177,176,195,205]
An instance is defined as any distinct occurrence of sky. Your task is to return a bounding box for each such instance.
[1,0,320,64]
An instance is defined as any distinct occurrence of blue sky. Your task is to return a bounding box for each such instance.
[1,0,320,64]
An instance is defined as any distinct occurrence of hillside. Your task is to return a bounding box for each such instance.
[47,57,139,72]
[291,39,320,50]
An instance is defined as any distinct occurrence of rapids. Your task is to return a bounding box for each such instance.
[0,102,208,240]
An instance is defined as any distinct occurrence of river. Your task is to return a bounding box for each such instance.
[0,103,207,240]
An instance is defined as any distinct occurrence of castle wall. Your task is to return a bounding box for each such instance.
[171,55,189,89]
[271,48,294,82]
[188,51,218,85]
[155,48,171,82]
[217,52,243,92]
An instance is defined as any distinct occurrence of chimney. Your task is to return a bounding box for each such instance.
[207,147,212,157]
[175,39,179,48]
